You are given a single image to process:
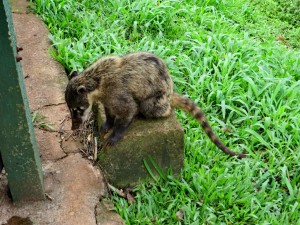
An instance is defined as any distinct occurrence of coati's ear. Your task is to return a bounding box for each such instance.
[69,71,78,80]
[77,85,87,94]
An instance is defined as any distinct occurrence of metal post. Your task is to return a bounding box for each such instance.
[0,0,44,202]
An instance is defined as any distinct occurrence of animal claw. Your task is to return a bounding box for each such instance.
[103,134,122,148]
[103,139,115,148]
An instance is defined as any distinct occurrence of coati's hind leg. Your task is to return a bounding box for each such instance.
[140,95,172,118]
[100,107,115,135]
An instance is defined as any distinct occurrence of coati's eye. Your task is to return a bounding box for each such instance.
[71,107,85,115]
[76,107,84,112]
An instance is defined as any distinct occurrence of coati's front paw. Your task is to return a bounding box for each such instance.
[105,134,122,146]
[100,122,113,135]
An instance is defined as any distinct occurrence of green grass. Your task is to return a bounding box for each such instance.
[32,0,300,224]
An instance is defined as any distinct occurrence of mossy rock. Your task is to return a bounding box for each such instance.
[97,113,184,188]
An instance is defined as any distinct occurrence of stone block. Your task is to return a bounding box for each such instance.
[97,113,184,188]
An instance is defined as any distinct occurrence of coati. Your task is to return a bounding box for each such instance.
[65,52,246,159]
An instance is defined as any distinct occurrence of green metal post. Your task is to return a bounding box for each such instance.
[0,0,45,201]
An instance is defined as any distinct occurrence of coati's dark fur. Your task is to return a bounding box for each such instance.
[65,52,245,159]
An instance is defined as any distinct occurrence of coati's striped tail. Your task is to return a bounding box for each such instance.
[171,93,246,159]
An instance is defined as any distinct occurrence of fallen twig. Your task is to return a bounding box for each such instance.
[64,131,75,141]
[45,193,54,201]
[94,137,98,161]
[108,184,126,198]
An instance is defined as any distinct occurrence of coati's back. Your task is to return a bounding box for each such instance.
[104,52,173,102]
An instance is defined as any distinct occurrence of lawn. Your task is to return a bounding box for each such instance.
[33,0,300,224]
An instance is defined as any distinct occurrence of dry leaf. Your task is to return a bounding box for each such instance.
[176,208,184,220]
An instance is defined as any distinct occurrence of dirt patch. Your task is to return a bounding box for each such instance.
[34,128,67,160]
[34,104,71,131]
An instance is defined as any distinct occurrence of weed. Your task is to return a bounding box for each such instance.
[32,111,54,130]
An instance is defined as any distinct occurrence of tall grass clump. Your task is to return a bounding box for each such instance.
[33,0,300,224]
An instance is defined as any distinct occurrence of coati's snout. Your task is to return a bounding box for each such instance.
[70,115,82,130]
[69,105,92,130]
